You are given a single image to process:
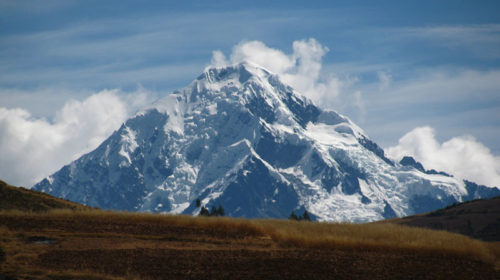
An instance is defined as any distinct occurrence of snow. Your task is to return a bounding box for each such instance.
[358,178,372,197]
[206,103,217,115]
[118,126,138,166]
[170,202,190,214]
[33,62,500,222]
[305,122,358,147]
[150,94,185,136]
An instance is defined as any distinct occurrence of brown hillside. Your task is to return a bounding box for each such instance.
[386,196,500,241]
[0,180,89,212]
[0,181,498,279]
[0,210,499,279]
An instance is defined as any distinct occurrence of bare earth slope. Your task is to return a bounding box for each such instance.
[386,196,500,242]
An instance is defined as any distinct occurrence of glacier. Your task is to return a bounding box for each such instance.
[33,62,500,222]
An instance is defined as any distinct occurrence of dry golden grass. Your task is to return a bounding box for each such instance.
[2,209,495,263]
[2,181,498,279]
[0,180,89,212]
[1,209,498,279]
[257,219,496,262]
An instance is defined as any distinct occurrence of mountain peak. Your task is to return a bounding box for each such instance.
[195,62,272,94]
[147,61,322,134]
[33,64,500,222]
[202,61,273,82]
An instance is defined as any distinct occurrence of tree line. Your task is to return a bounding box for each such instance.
[196,198,225,217]
[289,210,311,221]
[195,198,312,221]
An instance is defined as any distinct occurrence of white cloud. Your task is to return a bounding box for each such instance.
[386,126,500,188]
[0,89,155,187]
[229,40,295,74]
[377,71,391,91]
[210,50,229,68]
[209,38,346,107]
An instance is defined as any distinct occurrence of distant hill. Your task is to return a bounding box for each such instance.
[0,180,88,212]
[386,196,500,241]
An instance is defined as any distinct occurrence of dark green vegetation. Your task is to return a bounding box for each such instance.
[198,204,225,217]
[289,210,311,221]
[386,196,500,241]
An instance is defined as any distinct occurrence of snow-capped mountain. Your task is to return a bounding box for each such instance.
[33,62,500,222]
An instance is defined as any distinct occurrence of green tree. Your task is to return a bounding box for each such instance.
[303,210,311,221]
[289,211,299,220]
[210,206,218,216]
[195,198,201,208]
[217,205,225,216]
[199,206,210,216]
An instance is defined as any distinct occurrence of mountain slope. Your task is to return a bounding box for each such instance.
[33,62,500,222]
[0,180,88,212]
[385,196,500,241]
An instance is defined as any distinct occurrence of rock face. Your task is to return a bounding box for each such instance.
[33,63,500,222]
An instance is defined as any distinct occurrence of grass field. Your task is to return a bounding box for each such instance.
[1,209,499,279]
[0,180,89,212]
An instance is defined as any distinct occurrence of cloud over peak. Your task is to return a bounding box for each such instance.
[210,39,342,106]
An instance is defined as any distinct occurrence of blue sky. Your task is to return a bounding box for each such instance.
[1,0,500,187]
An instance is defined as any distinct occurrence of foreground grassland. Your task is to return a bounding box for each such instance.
[0,209,499,279]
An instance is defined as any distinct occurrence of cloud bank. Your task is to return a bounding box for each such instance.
[386,126,500,188]
[210,39,345,107]
[0,90,154,187]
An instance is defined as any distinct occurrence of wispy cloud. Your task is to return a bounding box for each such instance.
[0,9,323,93]
[391,24,500,58]
[0,0,76,13]
[368,69,500,108]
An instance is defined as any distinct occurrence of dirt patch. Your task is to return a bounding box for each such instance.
[36,247,497,280]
